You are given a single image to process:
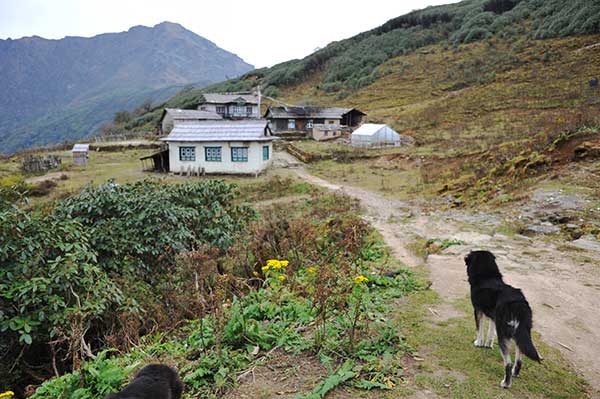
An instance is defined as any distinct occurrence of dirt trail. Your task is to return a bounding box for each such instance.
[290,160,600,393]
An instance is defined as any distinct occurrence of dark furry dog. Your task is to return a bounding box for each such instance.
[465,250,541,388]
[104,364,183,399]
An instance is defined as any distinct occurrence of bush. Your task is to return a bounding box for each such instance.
[0,180,254,390]
[30,192,423,399]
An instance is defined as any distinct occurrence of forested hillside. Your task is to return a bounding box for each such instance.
[0,22,253,154]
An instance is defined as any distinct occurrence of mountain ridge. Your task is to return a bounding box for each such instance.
[0,21,253,154]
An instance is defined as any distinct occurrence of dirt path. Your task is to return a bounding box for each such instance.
[287,157,600,393]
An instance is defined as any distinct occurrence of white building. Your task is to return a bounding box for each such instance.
[71,143,90,166]
[161,120,275,175]
[160,108,222,135]
[351,123,401,148]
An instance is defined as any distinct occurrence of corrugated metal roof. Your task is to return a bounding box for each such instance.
[266,106,355,119]
[201,93,258,104]
[165,108,222,120]
[72,143,89,152]
[161,120,274,142]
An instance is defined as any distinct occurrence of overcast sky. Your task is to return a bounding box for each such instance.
[0,0,459,68]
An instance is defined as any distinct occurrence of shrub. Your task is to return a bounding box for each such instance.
[0,180,254,390]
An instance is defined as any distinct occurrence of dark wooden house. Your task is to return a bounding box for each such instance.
[264,106,365,133]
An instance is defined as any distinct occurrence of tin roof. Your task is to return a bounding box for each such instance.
[201,93,258,104]
[160,119,274,142]
[71,143,89,152]
[265,106,364,119]
[164,108,222,120]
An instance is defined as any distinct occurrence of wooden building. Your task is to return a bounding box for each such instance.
[159,108,222,135]
[197,93,260,119]
[264,106,365,134]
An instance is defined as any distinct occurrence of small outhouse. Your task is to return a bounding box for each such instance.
[72,144,90,166]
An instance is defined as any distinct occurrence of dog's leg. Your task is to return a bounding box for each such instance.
[499,339,513,388]
[474,311,485,347]
[512,346,522,377]
[485,319,495,349]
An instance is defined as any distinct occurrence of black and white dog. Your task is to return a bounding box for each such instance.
[104,364,183,399]
[465,250,541,388]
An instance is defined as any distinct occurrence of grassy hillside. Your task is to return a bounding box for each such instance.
[122,0,600,149]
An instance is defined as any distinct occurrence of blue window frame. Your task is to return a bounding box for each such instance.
[263,145,269,161]
[231,147,248,162]
[179,146,195,161]
[205,146,222,162]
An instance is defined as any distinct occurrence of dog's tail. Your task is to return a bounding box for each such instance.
[515,324,541,362]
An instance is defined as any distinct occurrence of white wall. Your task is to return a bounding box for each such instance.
[167,141,273,175]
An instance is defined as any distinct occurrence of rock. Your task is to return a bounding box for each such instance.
[573,142,600,160]
[570,235,600,252]
[522,223,561,236]
[514,234,533,241]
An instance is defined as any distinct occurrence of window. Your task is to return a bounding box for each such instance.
[231,147,248,162]
[246,106,253,115]
[232,106,243,114]
[288,119,296,130]
[179,146,195,161]
[263,145,270,161]
[216,106,226,114]
[205,147,221,162]
[328,120,336,125]
[307,119,313,129]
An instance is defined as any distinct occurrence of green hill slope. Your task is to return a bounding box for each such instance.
[124,0,600,152]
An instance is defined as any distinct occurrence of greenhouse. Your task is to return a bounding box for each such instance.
[351,123,401,148]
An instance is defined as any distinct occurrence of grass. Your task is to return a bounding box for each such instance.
[293,140,410,159]
[270,34,600,207]
[393,280,590,399]
[278,35,597,153]
[308,159,423,200]
[0,148,308,205]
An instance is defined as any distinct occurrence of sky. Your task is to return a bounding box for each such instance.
[0,0,459,68]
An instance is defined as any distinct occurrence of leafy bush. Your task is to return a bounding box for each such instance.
[0,180,253,390]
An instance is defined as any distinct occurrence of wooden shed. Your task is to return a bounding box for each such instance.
[72,144,90,166]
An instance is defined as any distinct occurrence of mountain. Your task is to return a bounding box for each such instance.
[0,21,253,154]
[122,0,599,154]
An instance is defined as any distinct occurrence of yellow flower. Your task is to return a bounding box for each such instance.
[277,275,287,281]
[307,266,317,274]
[261,265,270,271]
[353,275,369,284]
[280,260,289,267]
[0,392,14,399]
[267,259,281,269]
[252,271,259,276]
